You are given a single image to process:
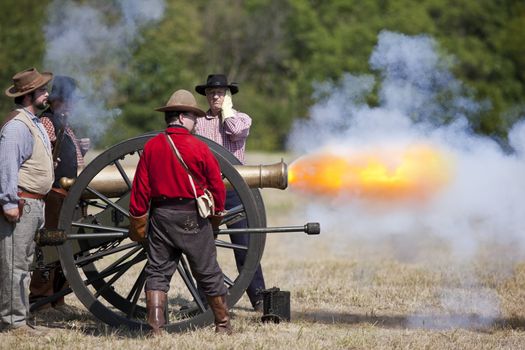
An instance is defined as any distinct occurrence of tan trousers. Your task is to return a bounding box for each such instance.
[0,199,44,328]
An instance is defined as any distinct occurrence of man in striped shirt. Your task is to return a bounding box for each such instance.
[29,76,89,314]
[195,74,266,312]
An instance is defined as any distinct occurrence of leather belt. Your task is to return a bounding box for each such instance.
[18,190,46,200]
[152,197,196,211]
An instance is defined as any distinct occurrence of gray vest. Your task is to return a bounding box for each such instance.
[13,109,54,195]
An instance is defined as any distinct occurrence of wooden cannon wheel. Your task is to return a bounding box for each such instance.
[57,133,267,331]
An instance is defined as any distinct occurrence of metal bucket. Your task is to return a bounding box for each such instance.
[260,287,290,323]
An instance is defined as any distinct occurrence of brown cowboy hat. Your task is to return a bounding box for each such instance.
[195,74,239,96]
[155,89,206,117]
[5,67,53,98]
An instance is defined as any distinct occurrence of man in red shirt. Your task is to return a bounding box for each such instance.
[128,89,230,335]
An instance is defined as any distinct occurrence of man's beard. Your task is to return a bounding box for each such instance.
[34,100,49,111]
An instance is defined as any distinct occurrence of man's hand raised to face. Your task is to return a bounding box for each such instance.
[221,90,235,122]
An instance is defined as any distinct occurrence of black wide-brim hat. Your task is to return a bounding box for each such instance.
[195,74,239,96]
[49,75,78,102]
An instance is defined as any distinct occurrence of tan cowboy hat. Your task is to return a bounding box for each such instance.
[5,67,53,98]
[155,89,206,117]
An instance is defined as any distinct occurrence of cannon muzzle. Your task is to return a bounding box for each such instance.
[59,160,287,198]
[235,160,287,190]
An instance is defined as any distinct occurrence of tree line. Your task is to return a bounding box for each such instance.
[1,0,523,150]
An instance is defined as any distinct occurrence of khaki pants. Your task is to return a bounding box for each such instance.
[0,199,44,328]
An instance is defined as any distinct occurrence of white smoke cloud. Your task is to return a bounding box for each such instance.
[287,30,525,259]
[43,0,165,142]
[287,30,525,325]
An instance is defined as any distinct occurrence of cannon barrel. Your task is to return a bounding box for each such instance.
[59,160,287,198]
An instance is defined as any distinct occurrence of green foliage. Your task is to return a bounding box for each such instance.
[103,1,205,146]
[0,0,50,114]
[1,0,524,150]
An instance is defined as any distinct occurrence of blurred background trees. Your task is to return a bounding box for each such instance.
[0,0,523,150]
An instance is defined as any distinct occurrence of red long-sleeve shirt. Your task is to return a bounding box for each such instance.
[129,126,226,216]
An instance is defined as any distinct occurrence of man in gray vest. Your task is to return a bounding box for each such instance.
[0,68,54,335]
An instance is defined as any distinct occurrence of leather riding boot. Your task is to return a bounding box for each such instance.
[29,269,56,311]
[146,290,167,336]
[206,295,232,335]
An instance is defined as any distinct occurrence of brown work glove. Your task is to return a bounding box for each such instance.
[128,213,148,242]
[209,211,226,231]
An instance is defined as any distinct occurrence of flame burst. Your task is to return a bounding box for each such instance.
[288,144,452,201]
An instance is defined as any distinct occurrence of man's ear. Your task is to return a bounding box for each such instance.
[25,93,34,105]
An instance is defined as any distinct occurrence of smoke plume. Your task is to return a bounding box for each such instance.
[288,30,525,259]
[287,30,525,326]
[43,0,165,142]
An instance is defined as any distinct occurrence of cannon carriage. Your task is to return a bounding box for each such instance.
[32,133,319,332]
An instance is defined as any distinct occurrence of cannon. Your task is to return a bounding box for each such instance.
[32,133,319,332]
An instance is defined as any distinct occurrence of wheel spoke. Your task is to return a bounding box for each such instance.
[179,256,197,293]
[215,239,248,251]
[94,246,143,278]
[126,263,147,302]
[85,185,129,217]
[176,261,206,313]
[224,205,243,217]
[222,214,246,226]
[94,251,146,298]
[72,221,128,233]
[222,205,246,226]
[126,264,147,318]
[114,159,133,190]
[223,274,234,287]
[74,242,139,266]
[84,200,108,210]
[80,259,142,288]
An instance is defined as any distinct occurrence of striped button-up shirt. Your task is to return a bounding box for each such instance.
[195,110,251,164]
[41,115,85,169]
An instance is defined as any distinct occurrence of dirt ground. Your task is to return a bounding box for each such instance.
[1,152,524,349]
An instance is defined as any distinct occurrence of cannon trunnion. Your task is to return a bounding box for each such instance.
[34,133,319,332]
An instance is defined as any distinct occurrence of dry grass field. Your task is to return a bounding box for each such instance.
[1,152,525,349]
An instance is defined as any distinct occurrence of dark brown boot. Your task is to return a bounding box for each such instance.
[206,295,232,335]
[146,290,167,336]
[29,269,56,311]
